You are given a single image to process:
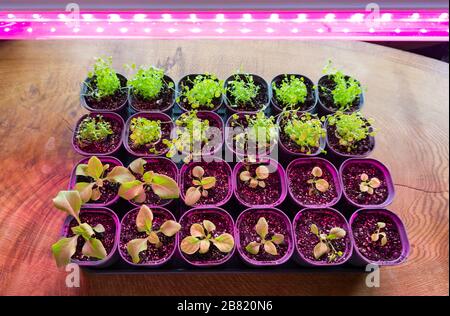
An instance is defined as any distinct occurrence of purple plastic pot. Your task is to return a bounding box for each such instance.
[286,157,342,209]
[118,206,178,267]
[225,112,278,160]
[128,156,179,208]
[123,112,174,157]
[179,157,233,208]
[270,74,317,113]
[178,207,235,267]
[72,112,125,157]
[340,158,395,209]
[68,156,122,207]
[276,111,325,158]
[80,73,128,113]
[128,75,176,113]
[349,208,410,266]
[177,74,223,112]
[233,158,287,208]
[235,207,294,267]
[292,208,353,267]
[317,74,365,115]
[324,117,375,159]
[60,207,120,268]
[224,74,269,113]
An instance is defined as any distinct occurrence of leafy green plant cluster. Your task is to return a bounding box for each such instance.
[87,56,121,100]
[283,112,325,154]
[310,223,346,262]
[129,117,162,147]
[322,60,362,111]
[178,74,224,109]
[77,115,113,144]
[272,75,308,109]
[245,217,284,256]
[327,111,375,151]
[227,73,260,107]
[307,166,330,194]
[127,64,173,100]
[185,166,216,206]
[232,112,278,151]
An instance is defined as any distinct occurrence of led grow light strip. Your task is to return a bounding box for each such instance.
[0,10,448,40]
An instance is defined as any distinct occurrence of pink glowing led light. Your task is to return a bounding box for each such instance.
[0,10,448,40]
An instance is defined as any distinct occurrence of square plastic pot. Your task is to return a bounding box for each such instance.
[224,73,269,114]
[177,74,223,112]
[128,75,176,113]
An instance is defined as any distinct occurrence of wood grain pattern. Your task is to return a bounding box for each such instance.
[0,40,448,296]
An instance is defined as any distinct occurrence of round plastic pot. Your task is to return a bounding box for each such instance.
[177,207,235,267]
[286,157,342,209]
[179,157,233,208]
[68,156,122,207]
[232,158,287,208]
[177,74,223,112]
[225,112,278,160]
[276,111,325,158]
[270,74,317,114]
[118,206,178,268]
[123,112,174,157]
[128,75,176,113]
[60,207,120,268]
[80,73,128,113]
[72,112,125,157]
[128,156,179,208]
[224,74,270,114]
[324,118,375,159]
[339,158,395,209]
[292,207,353,267]
[235,207,294,267]
[317,75,364,115]
[349,208,410,266]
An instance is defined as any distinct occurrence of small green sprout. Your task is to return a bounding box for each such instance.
[76,115,113,144]
[127,64,173,100]
[232,112,278,152]
[326,111,375,152]
[239,165,270,189]
[371,222,388,246]
[126,205,181,263]
[310,224,346,262]
[272,75,308,110]
[359,173,381,195]
[129,117,162,148]
[245,217,285,256]
[283,112,325,154]
[178,74,224,109]
[227,73,260,108]
[86,56,121,100]
[185,166,217,206]
[51,190,108,267]
[306,167,330,194]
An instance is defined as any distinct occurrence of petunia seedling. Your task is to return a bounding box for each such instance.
[178,74,224,109]
[310,223,346,262]
[283,112,326,154]
[371,222,388,246]
[76,115,113,145]
[118,158,180,203]
[180,220,235,255]
[240,165,270,189]
[126,64,173,100]
[126,205,181,263]
[272,75,308,110]
[75,156,135,203]
[185,166,216,206]
[51,190,108,267]
[245,217,284,256]
[129,117,162,153]
[85,56,122,100]
[227,73,260,108]
[359,173,381,195]
[306,166,330,194]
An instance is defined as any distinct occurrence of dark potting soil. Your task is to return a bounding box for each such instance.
[228,115,272,156]
[84,75,128,111]
[318,76,361,112]
[295,209,349,264]
[75,162,120,204]
[130,81,174,111]
[226,75,268,112]
[288,162,338,206]
[182,161,230,206]
[179,211,234,264]
[119,208,176,264]
[327,123,373,156]
[67,211,116,262]
[238,210,290,262]
[272,76,315,111]
[128,118,172,155]
[130,159,177,206]
[279,115,320,154]
[352,211,403,261]
[342,164,388,205]
[236,163,281,206]
[74,114,123,154]
[178,76,222,111]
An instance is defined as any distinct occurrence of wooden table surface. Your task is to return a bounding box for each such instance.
[0,40,448,296]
